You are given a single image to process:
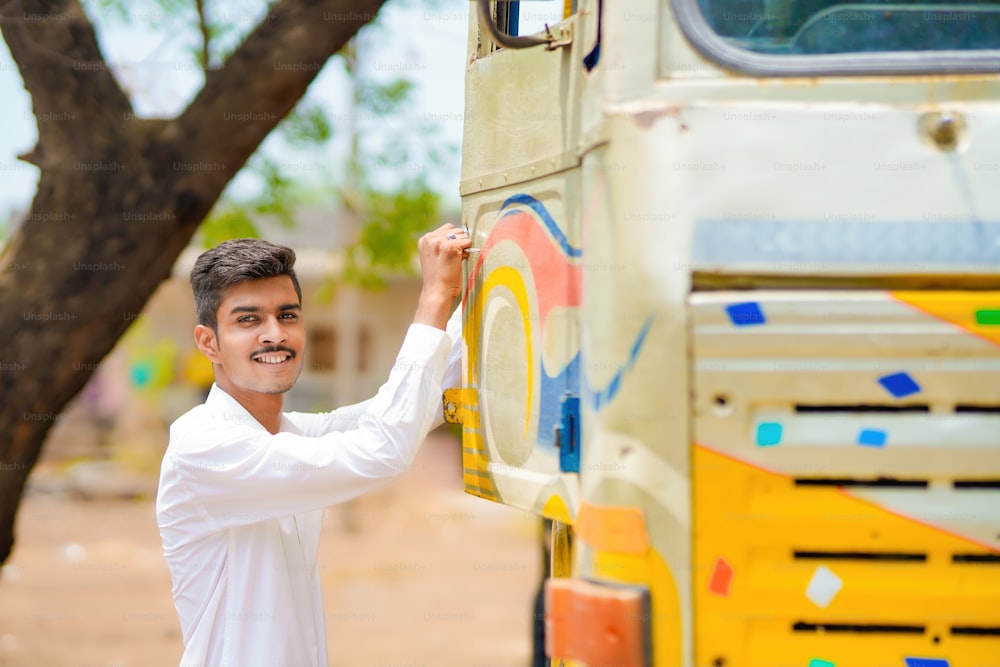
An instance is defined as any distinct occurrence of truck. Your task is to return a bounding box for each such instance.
[443,1,1000,665]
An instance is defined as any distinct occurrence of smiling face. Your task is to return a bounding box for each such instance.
[194,275,305,401]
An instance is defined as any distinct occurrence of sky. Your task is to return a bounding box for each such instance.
[0,0,474,224]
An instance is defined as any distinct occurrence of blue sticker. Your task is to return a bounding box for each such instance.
[904,659,949,667]
[756,422,783,446]
[858,429,887,447]
[878,372,921,398]
[726,302,766,326]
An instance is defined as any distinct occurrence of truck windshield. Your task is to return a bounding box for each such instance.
[693,0,1000,55]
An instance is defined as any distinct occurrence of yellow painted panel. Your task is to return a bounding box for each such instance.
[576,502,651,555]
[591,549,683,667]
[462,431,499,501]
[893,290,1000,348]
[693,445,1000,667]
[744,630,993,667]
[542,494,574,524]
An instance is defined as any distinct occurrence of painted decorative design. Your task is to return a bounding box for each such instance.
[708,557,734,597]
[857,428,887,447]
[756,422,783,447]
[877,372,921,398]
[725,301,766,326]
[975,308,1000,325]
[804,565,842,608]
[461,194,653,500]
[904,658,950,667]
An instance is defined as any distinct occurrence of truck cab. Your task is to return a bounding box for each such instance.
[451,3,1000,665]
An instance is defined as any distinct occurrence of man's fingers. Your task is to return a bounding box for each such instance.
[443,226,468,241]
[417,225,478,266]
[422,226,472,252]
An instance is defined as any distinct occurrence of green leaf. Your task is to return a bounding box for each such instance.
[245,156,297,229]
[198,207,260,249]
[357,79,414,116]
[278,103,334,148]
[341,183,442,288]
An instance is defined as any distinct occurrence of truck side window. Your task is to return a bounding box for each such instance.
[691,0,1000,55]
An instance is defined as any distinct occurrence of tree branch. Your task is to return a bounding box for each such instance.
[0,0,134,168]
[166,0,388,194]
[195,0,211,72]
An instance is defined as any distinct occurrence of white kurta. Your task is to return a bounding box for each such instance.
[156,313,462,666]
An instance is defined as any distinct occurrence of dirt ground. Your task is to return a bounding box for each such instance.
[0,431,544,667]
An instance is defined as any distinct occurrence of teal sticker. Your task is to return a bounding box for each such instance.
[809,660,835,667]
[756,422,783,446]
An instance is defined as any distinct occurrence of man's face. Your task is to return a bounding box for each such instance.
[196,275,305,396]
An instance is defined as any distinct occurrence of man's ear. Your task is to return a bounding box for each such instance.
[194,324,222,363]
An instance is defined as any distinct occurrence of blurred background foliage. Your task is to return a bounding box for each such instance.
[85,0,457,290]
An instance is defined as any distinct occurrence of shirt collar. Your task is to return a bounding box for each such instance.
[204,383,269,432]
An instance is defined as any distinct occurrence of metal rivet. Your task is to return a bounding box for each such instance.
[919,110,966,152]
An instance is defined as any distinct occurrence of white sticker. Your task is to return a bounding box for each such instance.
[805,565,843,608]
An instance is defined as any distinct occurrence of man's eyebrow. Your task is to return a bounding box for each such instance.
[229,303,301,315]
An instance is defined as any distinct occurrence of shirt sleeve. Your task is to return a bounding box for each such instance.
[164,323,451,532]
[440,303,464,394]
[297,398,375,435]
[305,304,463,436]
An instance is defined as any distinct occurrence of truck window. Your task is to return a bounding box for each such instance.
[674,0,1000,73]
[518,0,571,36]
[483,0,573,43]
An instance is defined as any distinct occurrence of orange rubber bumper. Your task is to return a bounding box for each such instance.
[545,577,650,667]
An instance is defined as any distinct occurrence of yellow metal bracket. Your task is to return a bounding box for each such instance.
[442,387,477,425]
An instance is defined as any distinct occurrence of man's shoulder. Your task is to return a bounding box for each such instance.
[166,403,232,454]
[169,402,210,436]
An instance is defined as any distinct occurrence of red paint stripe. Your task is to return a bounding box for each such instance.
[463,210,580,327]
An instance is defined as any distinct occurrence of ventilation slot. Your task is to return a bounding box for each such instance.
[950,626,1000,636]
[795,477,929,488]
[794,551,926,562]
[954,404,1000,414]
[793,622,924,634]
[952,553,1000,564]
[794,404,930,413]
[953,479,1000,489]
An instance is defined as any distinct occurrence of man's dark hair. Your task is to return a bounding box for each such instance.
[190,238,303,331]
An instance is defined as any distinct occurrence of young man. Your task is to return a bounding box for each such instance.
[156,226,472,666]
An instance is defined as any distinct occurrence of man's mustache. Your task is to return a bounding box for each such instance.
[250,346,297,359]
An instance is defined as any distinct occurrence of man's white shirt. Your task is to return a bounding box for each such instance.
[156,311,462,666]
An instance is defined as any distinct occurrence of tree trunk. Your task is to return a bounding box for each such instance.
[0,0,388,568]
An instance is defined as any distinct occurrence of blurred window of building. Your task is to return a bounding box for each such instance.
[309,325,337,372]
